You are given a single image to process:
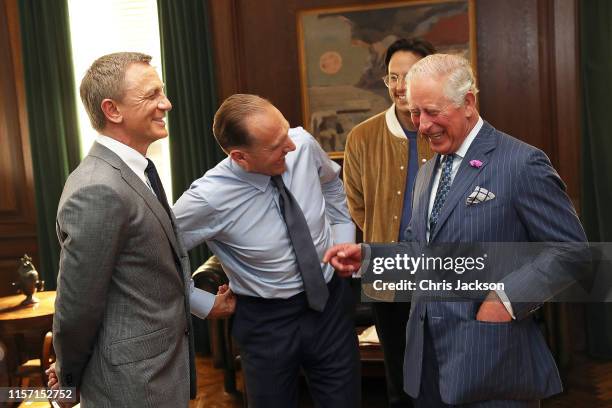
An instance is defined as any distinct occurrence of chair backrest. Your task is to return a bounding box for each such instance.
[192,256,229,293]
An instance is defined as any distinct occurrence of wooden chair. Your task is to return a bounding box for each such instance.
[14,331,55,387]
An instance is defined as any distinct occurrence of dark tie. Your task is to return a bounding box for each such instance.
[145,158,172,218]
[272,175,329,312]
[428,154,455,237]
[145,158,184,282]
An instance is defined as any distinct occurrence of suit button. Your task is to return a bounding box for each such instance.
[185,329,190,336]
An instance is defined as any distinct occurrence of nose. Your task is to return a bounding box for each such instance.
[397,76,407,91]
[418,114,432,133]
[158,95,172,111]
[285,139,296,153]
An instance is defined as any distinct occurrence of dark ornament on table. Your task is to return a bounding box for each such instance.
[12,254,44,306]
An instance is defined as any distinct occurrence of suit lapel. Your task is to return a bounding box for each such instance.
[89,143,184,262]
[415,156,438,242]
[429,122,498,242]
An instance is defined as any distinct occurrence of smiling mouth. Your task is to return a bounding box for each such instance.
[426,132,444,141]
[153,118,166,126]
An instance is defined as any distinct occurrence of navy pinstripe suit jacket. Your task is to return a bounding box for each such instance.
[379,121,586,404]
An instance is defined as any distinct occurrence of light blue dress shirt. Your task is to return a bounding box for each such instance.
[173,127,356,299]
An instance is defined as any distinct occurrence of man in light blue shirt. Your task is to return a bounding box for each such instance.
[173,94,360,407]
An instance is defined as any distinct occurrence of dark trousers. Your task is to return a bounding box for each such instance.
[372,302,413,407]
[414,322,540,408]
[232,276,361,408]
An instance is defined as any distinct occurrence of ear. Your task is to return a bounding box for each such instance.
[463,92,477,118]
[229,148,249,169]
[101,98,123,124]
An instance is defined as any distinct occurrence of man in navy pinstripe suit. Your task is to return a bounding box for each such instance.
[324,54,586,407]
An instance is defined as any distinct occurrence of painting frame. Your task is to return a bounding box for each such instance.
[297,0,477,159]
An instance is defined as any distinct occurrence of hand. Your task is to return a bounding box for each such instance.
[476,292,512,322]
[46,363,59,390]
[46,364,80,407]
[323,243,362,277]
[208,284,236,319]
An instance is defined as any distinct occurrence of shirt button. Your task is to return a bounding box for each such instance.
[400,166,404,170]
[397,191,401,195]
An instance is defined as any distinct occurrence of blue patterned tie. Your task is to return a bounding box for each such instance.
[429,154,455,237]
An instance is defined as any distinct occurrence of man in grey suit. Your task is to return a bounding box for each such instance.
[50,52,234,407]
[324,54,586,407]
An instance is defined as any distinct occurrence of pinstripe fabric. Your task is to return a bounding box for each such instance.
[54,143,195,407]
[386,121,586,405]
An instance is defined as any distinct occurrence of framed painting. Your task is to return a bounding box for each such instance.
[297,0,476,158]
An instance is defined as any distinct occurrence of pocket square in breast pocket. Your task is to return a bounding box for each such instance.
[466,186,495,206]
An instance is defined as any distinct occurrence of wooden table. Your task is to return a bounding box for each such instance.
[0,291,55,386]
[356,326,385,378]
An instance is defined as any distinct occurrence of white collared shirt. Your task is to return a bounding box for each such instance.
[96,135,152,191]
[426,116,484,235]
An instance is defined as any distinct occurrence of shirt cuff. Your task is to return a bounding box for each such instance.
[495,289,516,320]
[332,223,356,244]
[189,279,215,319]
[351,244,370,278]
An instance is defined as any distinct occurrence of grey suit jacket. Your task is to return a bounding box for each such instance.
[53,143,196,407]
[371,121,586,404]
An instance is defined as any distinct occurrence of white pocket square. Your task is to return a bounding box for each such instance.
[466,186,495,205]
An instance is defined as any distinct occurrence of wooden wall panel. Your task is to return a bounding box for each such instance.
[551,0,581,211]
[477,0,551,151]
[0,0,39,296]
[209,0,580,209]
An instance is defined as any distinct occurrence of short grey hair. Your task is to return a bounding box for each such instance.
[406,53,479,106]
[80,52,152,131]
